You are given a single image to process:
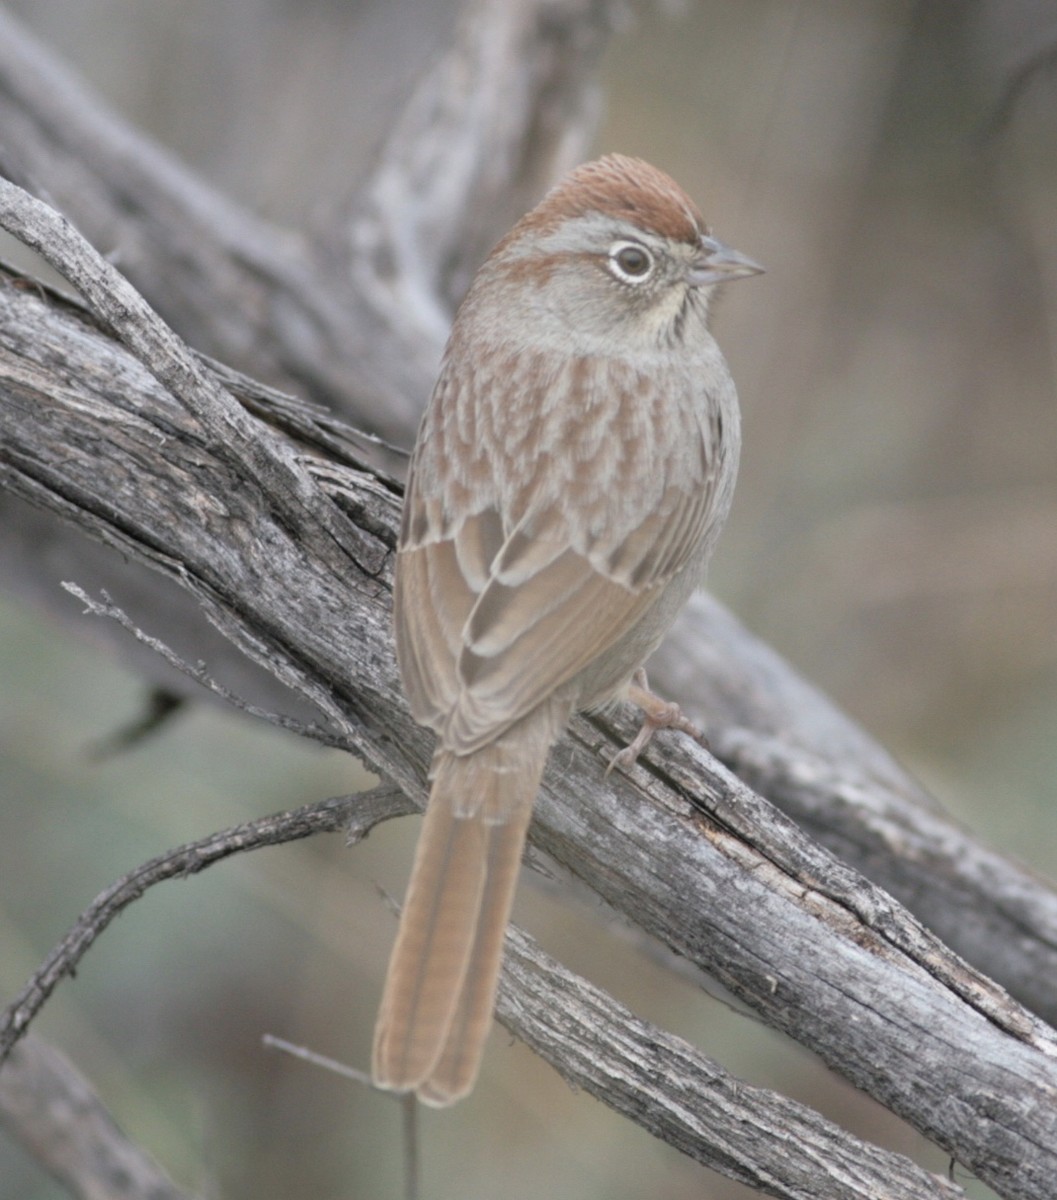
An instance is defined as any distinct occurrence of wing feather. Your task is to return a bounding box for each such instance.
[394,353,733,752]
[395,507,503,726]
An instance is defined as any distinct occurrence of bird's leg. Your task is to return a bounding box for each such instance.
[609,669,709,772]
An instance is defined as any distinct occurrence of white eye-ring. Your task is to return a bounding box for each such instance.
[608,240,655,284]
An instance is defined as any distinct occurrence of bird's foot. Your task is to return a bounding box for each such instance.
[607,669,709,773]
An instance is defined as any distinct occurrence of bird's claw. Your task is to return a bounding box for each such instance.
[606,670,709,774]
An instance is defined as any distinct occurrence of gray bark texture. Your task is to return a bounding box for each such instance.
[1,4,1056,1199]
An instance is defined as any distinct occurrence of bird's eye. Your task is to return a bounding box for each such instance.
[608,241,654,283]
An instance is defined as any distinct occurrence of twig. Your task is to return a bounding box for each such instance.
[402,1093,420,1200]
[0,786,414,1062]
[63,583,352,750]
[261,1035,374,1089]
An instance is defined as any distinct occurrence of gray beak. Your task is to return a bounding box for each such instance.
[688,235,764,287]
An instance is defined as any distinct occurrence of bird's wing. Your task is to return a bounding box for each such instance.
[394,358,729,752]
[394,502,504,729]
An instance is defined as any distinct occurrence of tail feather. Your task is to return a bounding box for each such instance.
[414,813,529,1104]
[372,705,560,1103]
[372,787,490,1088]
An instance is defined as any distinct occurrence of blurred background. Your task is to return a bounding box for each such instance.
[1,1,1054,1197]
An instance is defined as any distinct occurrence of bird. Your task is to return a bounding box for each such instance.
[373,154,762,1105]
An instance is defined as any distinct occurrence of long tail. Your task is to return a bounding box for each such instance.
[372,705,559,1106]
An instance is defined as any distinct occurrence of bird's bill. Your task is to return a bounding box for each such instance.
[688,235,764,286]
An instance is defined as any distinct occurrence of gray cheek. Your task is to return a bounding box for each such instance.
[503,274,626,347]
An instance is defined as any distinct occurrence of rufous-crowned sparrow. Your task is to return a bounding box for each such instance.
[373,154,762,1105]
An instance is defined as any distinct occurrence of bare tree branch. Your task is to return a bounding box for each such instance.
[63,584,348,746]
[0,1034,204,1200]
[0,785,413,1053]
[349,0,610,340]
[0,0,613,437]
[653,600,1057,1028]
[497,925,967,1200]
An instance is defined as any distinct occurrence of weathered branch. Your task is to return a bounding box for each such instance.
[652,598,1057,1027]
[0,786,413,1049]
[2,224,1057,1197]
[0,1035,204,1200]
[497,926,967,1200]
[0,1,612,437]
